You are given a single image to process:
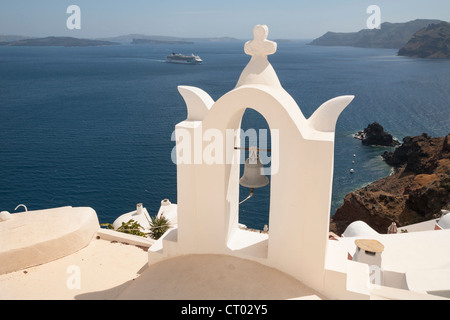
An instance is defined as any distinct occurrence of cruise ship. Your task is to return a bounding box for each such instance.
[166,53,202,65]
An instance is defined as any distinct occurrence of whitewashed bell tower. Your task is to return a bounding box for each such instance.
[149,25,354,293]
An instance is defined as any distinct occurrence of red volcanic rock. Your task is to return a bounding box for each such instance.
[355,122,400,147]
[331,134,450,235]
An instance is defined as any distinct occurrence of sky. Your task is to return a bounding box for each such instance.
[1,0,449,39]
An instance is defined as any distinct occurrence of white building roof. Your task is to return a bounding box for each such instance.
[438,212,450,229]
[342,220,379,237]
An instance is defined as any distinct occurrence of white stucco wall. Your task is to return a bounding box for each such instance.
[0,206,99,275]
[149,25,354,294]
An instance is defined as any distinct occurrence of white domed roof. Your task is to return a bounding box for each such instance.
[0,211,12,222]
[438,212,450,229]
[343,221,379,237]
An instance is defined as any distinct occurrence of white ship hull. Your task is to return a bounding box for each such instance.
[166,53,202,65]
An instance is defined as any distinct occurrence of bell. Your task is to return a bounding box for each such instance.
[239,155,269,189]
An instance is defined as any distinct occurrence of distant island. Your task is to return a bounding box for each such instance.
[398,22,450,59]
[0,34,242,47]
[309,19,444,49]
[0,35,31,43]
[0,36,118,47]
[98,34,241,44]
[131,38,194,45]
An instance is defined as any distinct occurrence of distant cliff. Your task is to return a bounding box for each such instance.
[310,19,443,49]
[0,36,118,47]
[398,22,450,59]
[331,133,450,235]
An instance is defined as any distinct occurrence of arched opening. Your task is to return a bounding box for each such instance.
[225,107,273,260]
[195,86,308,262]
[238,108,272,232]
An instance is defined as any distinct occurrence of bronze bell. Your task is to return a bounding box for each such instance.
[239,155,269,189]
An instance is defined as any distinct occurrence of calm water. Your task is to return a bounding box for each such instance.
[1,42,449,230]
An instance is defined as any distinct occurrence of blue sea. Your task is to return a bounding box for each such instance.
[1,41,449,230]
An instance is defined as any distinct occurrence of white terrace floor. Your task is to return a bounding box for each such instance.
[0,236,325,300]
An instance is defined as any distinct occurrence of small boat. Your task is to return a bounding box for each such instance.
[166,53,202,65]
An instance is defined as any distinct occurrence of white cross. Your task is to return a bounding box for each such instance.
[244,25,277,57]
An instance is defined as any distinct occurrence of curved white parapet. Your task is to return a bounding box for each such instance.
[178,86,214,121]
[308,95,355,133]
[0,206,99,275]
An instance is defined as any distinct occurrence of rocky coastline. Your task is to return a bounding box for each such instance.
[354,122,400,147]
[309,19,443,49]
[331,133,450,235]
[398,22,450,59]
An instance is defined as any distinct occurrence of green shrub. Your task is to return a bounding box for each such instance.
[149,215,171,240]
[100,223,114,229]
[116,219,148,237]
